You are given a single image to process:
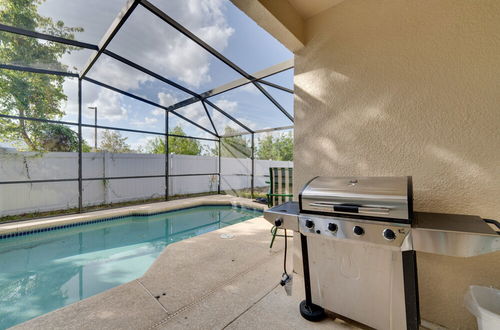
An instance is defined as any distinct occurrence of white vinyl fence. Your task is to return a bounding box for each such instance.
[0,151,292,216]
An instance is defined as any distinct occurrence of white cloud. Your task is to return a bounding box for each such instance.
[158,92,179,108]
[152,108,165,116]
[85,89,128,122]
[206,99,254,133]
[145,117,158,125]
[214,99,238,114]
[129,135,157,151]
[129,116,158,128]
[60,79,79,118]
[175,102,212,129]
[108,0,234,89]
[49,0,241,130]
[239,83,260,95]
[88,56,153,91]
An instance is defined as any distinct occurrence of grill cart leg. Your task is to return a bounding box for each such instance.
[299,300,326,322]
[299,234,326,322]
[402,250,420,329]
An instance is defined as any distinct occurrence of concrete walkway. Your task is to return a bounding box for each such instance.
[12,197,358,329]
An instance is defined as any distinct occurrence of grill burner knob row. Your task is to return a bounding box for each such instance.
[328,223,338,232]
[353,226,364,236]
[305,219,314,229]
[383,229,396,241]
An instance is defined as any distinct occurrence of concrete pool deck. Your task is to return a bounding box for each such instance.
[10,196,358,329]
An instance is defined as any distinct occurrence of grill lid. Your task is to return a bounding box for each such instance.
[299,176,413,223]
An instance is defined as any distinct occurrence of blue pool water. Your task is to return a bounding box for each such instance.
[0,205,261,329]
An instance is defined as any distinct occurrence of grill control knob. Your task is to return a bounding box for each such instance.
[328,223,338,232]
[305,219,314,229]
[353,226,364,236]
[275,218,283,227]
[383,229,396,241]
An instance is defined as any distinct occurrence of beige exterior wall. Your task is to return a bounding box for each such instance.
[293,0,500,328]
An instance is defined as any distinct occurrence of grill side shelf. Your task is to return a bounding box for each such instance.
[412,212,500,257]
[263,201,300,232]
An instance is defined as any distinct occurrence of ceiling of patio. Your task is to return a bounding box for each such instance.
[288,0,346,19]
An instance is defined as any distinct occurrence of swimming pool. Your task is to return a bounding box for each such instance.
[0,205,262,329]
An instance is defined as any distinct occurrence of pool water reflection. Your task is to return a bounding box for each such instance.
[0,205,261,329]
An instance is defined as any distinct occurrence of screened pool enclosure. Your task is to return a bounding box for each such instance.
[0,0,294,217]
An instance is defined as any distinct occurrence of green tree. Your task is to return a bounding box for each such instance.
[210,126,251,158]
[99,130,132,153]
[146,125,202,155]
[23,123,91,152]
[0,0,82,151]
[256,132,293,161]
[38,124,77,152]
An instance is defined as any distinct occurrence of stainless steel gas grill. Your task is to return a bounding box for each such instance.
[264,176,500,330]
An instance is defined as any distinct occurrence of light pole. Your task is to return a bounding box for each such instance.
[88,106,97,151]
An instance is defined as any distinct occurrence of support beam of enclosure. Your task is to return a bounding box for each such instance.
[0,115,217,143]
[78,78,83,212]
[218,139,222,194]
[168,59,294,111]
[0,0,296,213]
[0,9,294,137]
[102,50,198,98]
[0,113,218,142]
[254,81,293,122]
[140,0,294,123]
[0,64,79,77]
[251,133,255,199]
[204,100,254,134]
[221,125,294,138]
[0,23,249,135]
[79,0,140,78]
[165,112,169,201]
[202,101,218,136]
[82,77,218,138]
[257,79,293,94]
[202,58,294,98]
[0,23,99,50]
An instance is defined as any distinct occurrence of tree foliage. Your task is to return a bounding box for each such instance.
[99,130,132,153]
[256,132,293,161]
[146,125,202,155]
[0,0,82,151]
[209,127,293,161]
[210,126,252,158]
[38,124,77,152]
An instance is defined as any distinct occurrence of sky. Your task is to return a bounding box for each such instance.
[2,0,295,151]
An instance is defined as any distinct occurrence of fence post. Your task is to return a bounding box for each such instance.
[77,78,83,212]
[251,133,255,199]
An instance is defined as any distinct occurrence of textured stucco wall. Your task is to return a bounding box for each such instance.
[293,0,500,328]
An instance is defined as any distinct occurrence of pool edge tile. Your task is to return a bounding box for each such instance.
[0,195,266,238]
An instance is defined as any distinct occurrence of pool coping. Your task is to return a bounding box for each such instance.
[0,195,267,237]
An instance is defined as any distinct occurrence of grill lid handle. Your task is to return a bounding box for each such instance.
[308,202,390,215]
[333,204,359,213]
